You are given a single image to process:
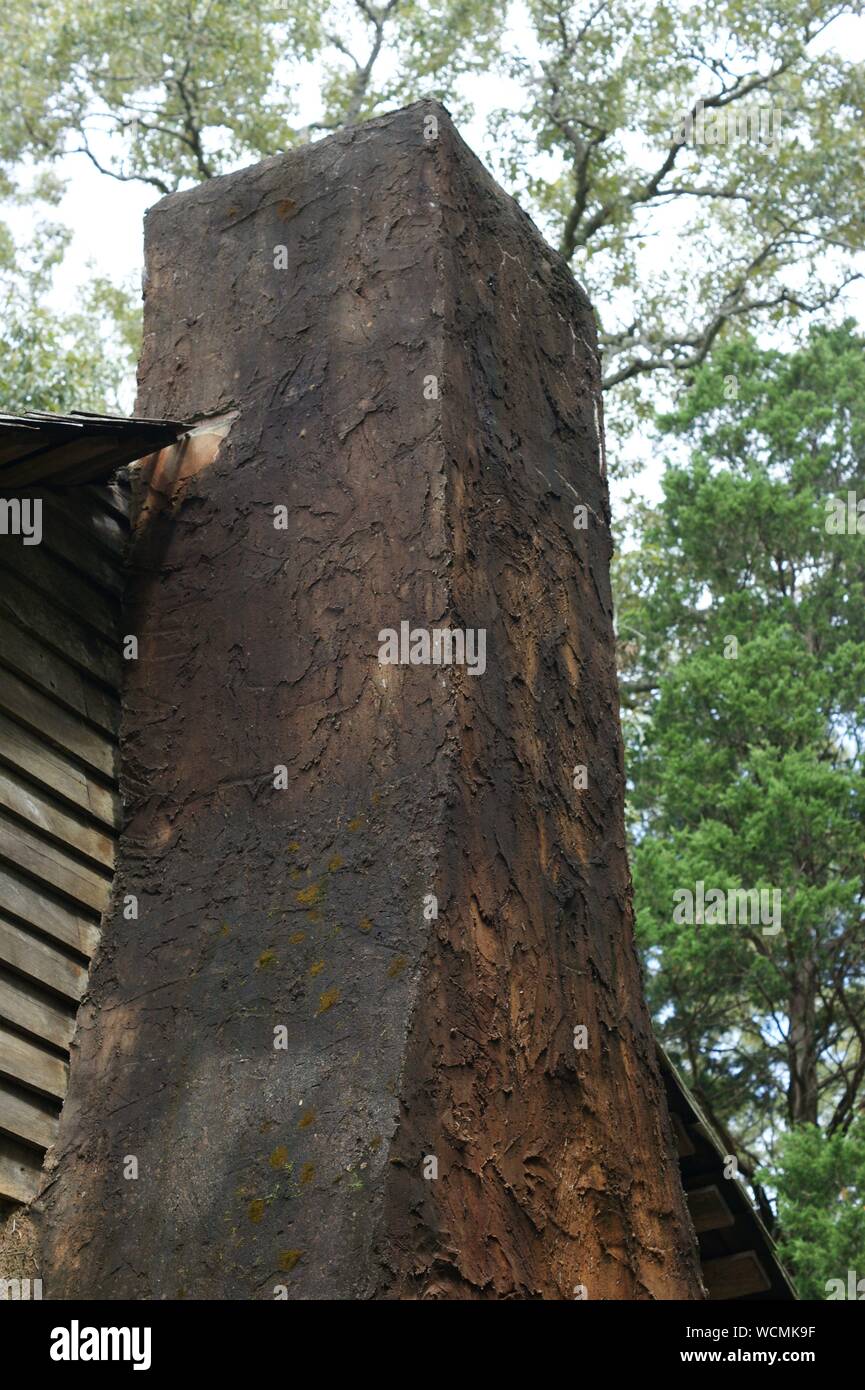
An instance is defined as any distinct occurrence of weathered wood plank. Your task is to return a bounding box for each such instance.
[0,712,118,829]
[0,542,119,640]
[703,1251,771,1300]
[2,461,126,1203]
[85,481,131,526]
[59,491,128,555]
[35,503,125,595]
[0,569,121,689]
[0,767,114,871]
[0,870,100,959]
[0,1022,67,1100]
[0,915,88,1002]
[0,616,118,735]
[0,425,63,467]
[0,1079,58,1150]
[9,488,129,562]
[0,666,115,780]
[686,1184,736,1234]
[0,968,75,1051]
[0,433,129,489]
[0,1134,44,1204]
[0,813,111,915]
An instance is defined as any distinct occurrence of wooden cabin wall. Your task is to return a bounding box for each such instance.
[0,481,126,1204]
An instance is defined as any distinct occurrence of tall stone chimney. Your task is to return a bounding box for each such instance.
[38,101,703,1300]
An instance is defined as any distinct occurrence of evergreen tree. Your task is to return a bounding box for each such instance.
[620,321,865,1264]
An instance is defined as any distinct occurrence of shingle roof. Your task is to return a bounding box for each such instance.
[0,410,188,488]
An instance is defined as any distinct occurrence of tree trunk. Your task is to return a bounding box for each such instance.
[789,957,818,1124]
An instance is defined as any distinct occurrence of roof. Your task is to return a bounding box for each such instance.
[0,410,188,488]
[659,1045,798,1300]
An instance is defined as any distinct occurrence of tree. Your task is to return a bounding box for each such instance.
[492,0,865,394]
[0,214,139,412]
[1,1,863,402]
[761,1119,865,1297]
[619,322,865,1230]
[0,1,501,191]
[0,1,503,411]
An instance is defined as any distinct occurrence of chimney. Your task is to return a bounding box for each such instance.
[37,101,703,1300]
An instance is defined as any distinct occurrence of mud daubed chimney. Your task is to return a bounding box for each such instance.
[38,101,703,1301]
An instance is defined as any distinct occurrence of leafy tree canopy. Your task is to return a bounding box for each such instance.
[0,0,862,401]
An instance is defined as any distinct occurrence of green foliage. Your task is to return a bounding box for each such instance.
[0,0,502,411]
[0,218,139,412]
[621,321,865,1280]
[316,0,503,129]
[1,1,863,405]
[0,0,501,191]
[0,0,322,193]
[760,1120,865,1298]
[489,0,865,391]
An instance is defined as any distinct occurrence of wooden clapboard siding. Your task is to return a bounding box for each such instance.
[0,813,112,916]
[43,491,128,556]
[0,915,88,1003]
[0,767,114,871]
[0,968,76,1050]
[0,616,118,734]
[0,1080,59,1151]
[0,569,122,689]
[12,489,128,565]
[0,867,101,958]
[0,667,115,780]
[0,543,119,640]
[0,1133,45,1205]
[0,1023,67,1100]
[86,480,132,526]
[0,480,125,1202]
[34,508,125,596]
[0,712,118,829]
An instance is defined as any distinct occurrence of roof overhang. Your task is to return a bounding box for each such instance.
[0,410,188,488]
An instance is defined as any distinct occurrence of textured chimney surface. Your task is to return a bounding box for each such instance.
[38,102,703,1300]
